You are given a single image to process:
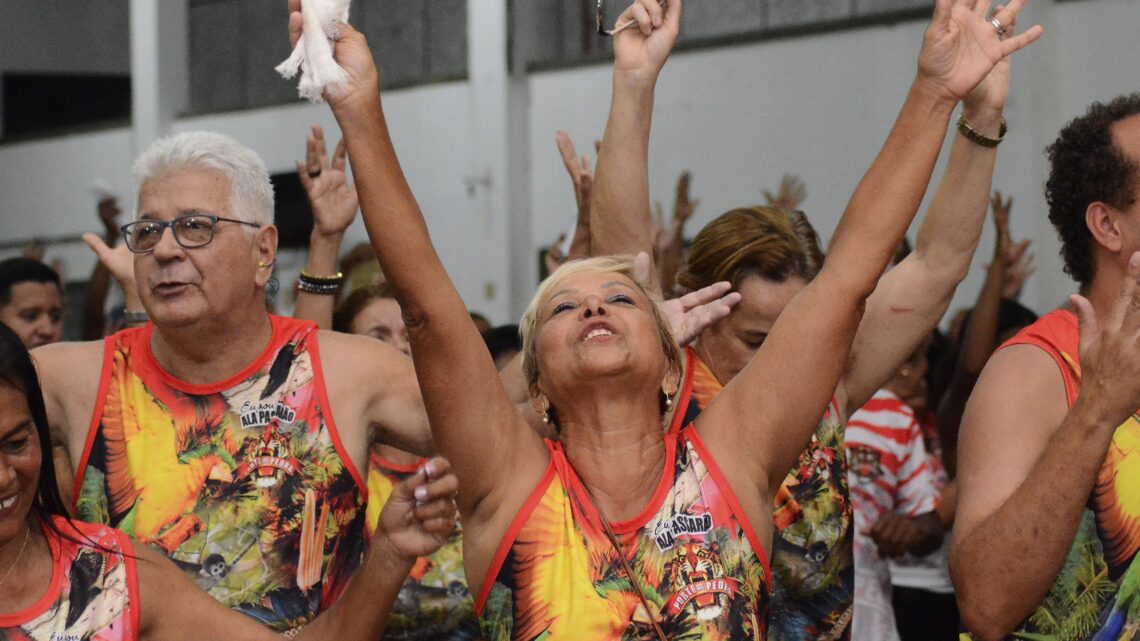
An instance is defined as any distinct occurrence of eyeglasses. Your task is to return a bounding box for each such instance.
[120,214,261,254]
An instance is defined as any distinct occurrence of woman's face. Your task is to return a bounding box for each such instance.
[350,297,409,356]
[0,282,63,349]
[0,381,40,544]
[694,274,807,385]
[533,270,669,402]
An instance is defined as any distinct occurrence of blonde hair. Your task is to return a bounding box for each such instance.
[519,256,682,393]
[676,206,823,293]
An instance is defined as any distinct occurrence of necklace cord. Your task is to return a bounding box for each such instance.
[569,467,670,641]
[0,525,31,589]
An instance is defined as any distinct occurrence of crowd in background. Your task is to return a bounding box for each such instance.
[2,1,1140,640]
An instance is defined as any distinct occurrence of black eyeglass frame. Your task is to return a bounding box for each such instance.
[120,214,262,254]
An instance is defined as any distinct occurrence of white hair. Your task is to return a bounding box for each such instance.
[132,131,275,226]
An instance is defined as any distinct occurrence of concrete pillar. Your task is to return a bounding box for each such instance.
[130,0,188,155]
[466,0,534,322]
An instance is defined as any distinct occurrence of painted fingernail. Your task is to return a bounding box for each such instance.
[422,462,434,478]
[1131,253,1140,268]
[415,486,428,501]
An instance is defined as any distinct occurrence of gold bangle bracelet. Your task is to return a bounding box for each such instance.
[957,114,1007,148]
[298,270,344,284]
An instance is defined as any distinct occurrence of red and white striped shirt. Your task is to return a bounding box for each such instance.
[846,389,939,641]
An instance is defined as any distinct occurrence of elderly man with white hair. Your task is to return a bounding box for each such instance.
[32,131,433,633]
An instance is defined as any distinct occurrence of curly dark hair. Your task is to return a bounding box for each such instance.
[1046,94,1140,286]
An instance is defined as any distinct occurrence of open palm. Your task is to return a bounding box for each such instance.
[918,0,1042,101]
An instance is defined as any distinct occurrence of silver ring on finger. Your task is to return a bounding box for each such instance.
[990,17,1007,36]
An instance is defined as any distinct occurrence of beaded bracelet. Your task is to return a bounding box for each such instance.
[297,270,343,295]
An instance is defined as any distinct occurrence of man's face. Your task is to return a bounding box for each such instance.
[134,167,267,328]
[0,281,63,348]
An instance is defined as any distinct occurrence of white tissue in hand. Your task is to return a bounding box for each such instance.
[276,0,351,103]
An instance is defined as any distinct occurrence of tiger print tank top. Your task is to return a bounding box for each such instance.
[75,315,367,632]
[477,424,770,640]
[677,347,853,640]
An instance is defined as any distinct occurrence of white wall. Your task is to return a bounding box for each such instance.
[529,0,1140,325]
[2,0,1139,325]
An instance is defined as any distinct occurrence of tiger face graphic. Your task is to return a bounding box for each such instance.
[667,541,728,621]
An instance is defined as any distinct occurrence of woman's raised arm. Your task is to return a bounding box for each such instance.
[286,2,545,522]
[699,0,1042,493]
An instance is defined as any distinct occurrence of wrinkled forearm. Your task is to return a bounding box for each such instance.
[951,399,1119,638]
[911,105,1001,287]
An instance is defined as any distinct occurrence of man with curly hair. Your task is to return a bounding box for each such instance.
[950,93,1140,641]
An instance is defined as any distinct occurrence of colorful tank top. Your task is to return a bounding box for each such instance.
[477,425,770,640]
[74,315,367,632]
[364,449,481,640]
[678,347,853,641]
[964,309,1140,641]
[0,516,139,641]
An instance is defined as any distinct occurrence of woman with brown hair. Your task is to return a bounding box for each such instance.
[588,0,1037,637]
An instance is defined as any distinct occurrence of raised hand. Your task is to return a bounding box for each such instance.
[97,197,122,244]
[660,282,742,347]
[672,171,698,226]
[376,457,460,560]
[991,190,1013,235]
[917,0,1043,102]
[297,125,358,237]
[763,174,807,211]
[288,0,377,110]
[1001,239,1034,300]
[609,0,682,81]
[1070,252,1140,429]
[990,192,1034,299]
[543,233,567,276]
[556,131,594,215]
[555,131,595,261]
[83,232,135,289]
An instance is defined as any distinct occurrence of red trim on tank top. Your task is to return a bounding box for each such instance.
[310,330,367,496]
[684,426,773,585]
[999,308,1080,406]
[0,517,66,627]
[473,455,558,615]
[667,348,698,435]
[136,315,286,396]
[554,432,679,536]
[72,334,119,513]
[370,452,427,475]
